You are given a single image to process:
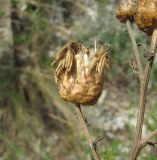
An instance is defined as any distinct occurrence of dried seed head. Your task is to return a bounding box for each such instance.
[116,0,136,23]
[53,41,111,105]
[135,0,157,35]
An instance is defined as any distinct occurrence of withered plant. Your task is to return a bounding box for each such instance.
[135,0,157,35]
[116,0,157,159]
[52,40,111,160]
[52,0,157,159]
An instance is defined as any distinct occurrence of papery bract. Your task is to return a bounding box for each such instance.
[116,0,136,23]
[53,41,111,105]
[135,0,157,35]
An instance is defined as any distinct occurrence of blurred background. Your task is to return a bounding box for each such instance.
[1,0,157,159]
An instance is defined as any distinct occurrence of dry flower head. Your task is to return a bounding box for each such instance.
[135,0,157,35]
[116,0,136,23]
[53,41,111,105]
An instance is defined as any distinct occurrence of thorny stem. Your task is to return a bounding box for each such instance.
[75,103,100,160]
[126,20,143,82]
[129,29,157,160]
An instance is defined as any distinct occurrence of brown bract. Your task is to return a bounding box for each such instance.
[135,0,157,35]
[116,0,136,23]
[53,41,111,105]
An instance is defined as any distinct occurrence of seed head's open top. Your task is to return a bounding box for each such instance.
[53,41,111,105]
[116,0,136,23]
[135,0,157,35]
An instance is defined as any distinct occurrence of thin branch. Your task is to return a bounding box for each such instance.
[129,29,157,160]
[127,20,143,82]
[141,129,157,148]
[75,103,100,160]
[128,129,157,160]
[129,129,157,160]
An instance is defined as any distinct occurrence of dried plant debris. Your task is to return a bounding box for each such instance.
[52,41,111,105]
[116,0,136,23]
[129,58,138,75]
[135,0,157,35]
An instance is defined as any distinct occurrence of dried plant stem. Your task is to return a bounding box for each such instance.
[141,129,157,148]
[129,29,157,160]
[126,20,143,81]
[129,129,157,159]
[75,103,100,160]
